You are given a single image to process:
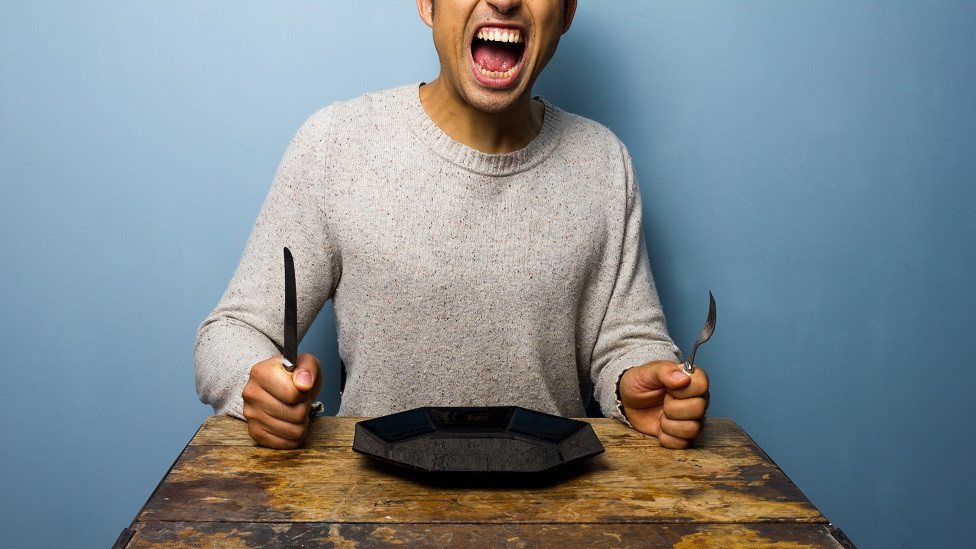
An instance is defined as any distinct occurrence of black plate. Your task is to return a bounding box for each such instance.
[352,406,604,473]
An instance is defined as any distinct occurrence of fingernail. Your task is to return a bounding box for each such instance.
[672,370,691,382]
[296,371,312,387]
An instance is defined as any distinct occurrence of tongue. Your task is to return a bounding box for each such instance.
[473,41,519,73]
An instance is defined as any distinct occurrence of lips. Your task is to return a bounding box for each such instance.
[470,25,526,86]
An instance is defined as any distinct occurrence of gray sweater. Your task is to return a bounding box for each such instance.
[194,84,681,422]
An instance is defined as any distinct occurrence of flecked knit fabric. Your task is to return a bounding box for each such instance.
[194,84,681,422]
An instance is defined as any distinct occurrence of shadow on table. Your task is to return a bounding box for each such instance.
[358,453,613,490]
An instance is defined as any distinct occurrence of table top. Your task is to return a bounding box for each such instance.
[116,415,854,548]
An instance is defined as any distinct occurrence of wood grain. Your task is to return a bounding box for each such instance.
[125,521,849,548]
[123,416,852,548]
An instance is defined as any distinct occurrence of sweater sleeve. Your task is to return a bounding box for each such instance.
[194,109,340,419]
[590,144,682,423]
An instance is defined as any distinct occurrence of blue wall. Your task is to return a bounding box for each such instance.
[2,1,974,547]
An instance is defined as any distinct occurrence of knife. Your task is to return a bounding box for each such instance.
[282,247,298,373]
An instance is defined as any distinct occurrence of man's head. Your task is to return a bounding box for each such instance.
[417,0,577,115]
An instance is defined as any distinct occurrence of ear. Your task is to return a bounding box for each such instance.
[562,0,578,34]
[417,0,434,28]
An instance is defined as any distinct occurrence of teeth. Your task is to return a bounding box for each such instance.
[476,28,524,44]
[479,65,518,79]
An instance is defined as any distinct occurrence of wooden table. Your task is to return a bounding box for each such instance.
[115,416,855,548]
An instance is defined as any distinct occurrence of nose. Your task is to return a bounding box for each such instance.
[487,0,521,16]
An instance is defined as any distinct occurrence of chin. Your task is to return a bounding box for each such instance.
[463,83,531,114]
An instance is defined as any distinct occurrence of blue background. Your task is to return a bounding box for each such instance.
[2,1,974,547]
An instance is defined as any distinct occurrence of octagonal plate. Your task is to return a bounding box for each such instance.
[352,406,604,474]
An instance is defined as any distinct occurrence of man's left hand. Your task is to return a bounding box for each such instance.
[618,360,710,449]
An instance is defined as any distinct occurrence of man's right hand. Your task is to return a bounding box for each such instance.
[242,353,322,449]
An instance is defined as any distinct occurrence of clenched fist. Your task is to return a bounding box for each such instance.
[618,360,710,449]
[242,353,322,449]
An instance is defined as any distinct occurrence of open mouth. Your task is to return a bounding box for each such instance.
[471,26,526,81]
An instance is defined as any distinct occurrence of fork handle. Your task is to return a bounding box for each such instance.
[685,341,703,374]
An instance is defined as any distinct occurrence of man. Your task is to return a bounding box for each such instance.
[195,0,709,450]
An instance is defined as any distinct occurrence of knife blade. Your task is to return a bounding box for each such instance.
[282,247,298,373]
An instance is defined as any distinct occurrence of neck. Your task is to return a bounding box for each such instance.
[419,79,545,154]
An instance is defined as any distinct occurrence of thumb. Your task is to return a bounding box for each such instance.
[620,360,689,406]
[655,362,692,392]
[291,354,320,392]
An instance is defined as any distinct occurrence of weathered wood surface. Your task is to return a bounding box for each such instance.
[123,416,853,548]
[123,522,850,548]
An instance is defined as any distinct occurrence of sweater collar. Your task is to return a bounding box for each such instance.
[404,83,562,176]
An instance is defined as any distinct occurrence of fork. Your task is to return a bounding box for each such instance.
[683,292,716,374]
